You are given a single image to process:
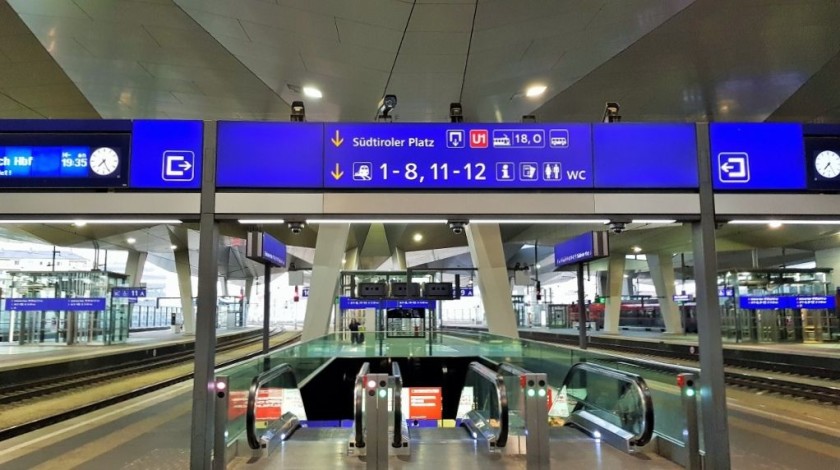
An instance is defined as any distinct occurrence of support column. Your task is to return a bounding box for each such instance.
[648,253,683,334]
[604,255,626,334]
[692,122,731,468]
[125,250,147,286]
[302,223,351,342]
[190,120,219,470]
[344,247,360,270]
[169,228,197,335]
[391,246,407,271]
[466,223,518,338]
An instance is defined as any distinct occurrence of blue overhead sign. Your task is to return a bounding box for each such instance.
[459,287,474,297]
[739,295,835,309]
[323,123,593,189]
[216,122,323,188]
[554,231,609,268]
[246,231,287,268]
[593,123,698,188]
[711,123,806,190]
[129,120,203,189]
[4,297,107,311]
[112,287,147,298]
[339,297,435,310]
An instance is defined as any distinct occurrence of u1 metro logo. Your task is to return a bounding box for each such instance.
[469,130,489,148]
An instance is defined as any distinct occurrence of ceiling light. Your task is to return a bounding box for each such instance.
[728,219,840,225]
[126,237,136,244]
[413,233,423,242]
[170,245,178,250]
[302,87,322,99]
[525,85,547,97]
[632,246,643,253]
[470,219,609,224]
[0,219,181,224]
[536,264,541,269]
[238,219,286,224]
[768,221,783,229]
[632,219,677,224]
[306,219,447,224]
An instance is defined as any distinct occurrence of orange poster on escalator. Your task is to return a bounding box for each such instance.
[408,387,442,420]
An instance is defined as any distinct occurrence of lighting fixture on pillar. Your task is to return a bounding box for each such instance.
[377,94,397,122]
[290,101,305,122]
[521,114,537,123]
[603,102,621,123]
[449,102,464,123]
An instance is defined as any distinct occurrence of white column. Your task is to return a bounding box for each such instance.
[302,223,351,342]
[169,228,195,335]
[648,252,683,334]
[391,246,407,271]
[604,255,626,333]
[125,250,147,286]
[467,223,518,338]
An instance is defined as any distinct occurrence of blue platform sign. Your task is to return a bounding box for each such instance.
[739,295,835,309]
[459,287,474,297]
[338,297,434,309]
[129,120,203,189]
[323,123,593,189]
[718,287,735,297]
[302,287,309,298]
[216,122,323,188]
[554,231,609,268]
[246,231,286,268]
[593,123,698,188]
[710,123,806,190]
[112,287,147,298]
[4,297,107,311]
[673,294,692,302]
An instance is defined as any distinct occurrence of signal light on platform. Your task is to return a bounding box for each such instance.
[527,389,536,398]
[677,373,696,397]
[367,379,377,389]
[215,381,226,391]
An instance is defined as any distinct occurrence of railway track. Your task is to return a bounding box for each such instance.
[450,327,840,405]
[0,330,300,441]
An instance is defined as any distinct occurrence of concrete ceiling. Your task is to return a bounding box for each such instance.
[0,0,837,122]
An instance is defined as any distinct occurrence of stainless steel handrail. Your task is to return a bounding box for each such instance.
[246,363,298,449]
[561,361,655,446]
[354,362,371,448]
[467,361,509,447]
[391,361,403,448]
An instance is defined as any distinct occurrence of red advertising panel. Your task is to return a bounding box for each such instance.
[228,390,248,420]
[255,388,283,421]
[408,387,442,420]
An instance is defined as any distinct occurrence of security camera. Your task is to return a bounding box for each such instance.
[448,220,467,235]
[288,221,305,234]
[609,222,626,234]
[377,94,398,120]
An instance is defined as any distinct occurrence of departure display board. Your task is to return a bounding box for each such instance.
[323,123,593,189]
[0,133,130,188]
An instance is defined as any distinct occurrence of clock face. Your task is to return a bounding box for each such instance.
[89,147,120,176]
[815,150,840,179]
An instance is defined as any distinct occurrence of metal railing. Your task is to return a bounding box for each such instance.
[391,361,403,448]
[353,362,371,449]
[561,361,654,448]
[461,361,509,448]
[246,363,299,449]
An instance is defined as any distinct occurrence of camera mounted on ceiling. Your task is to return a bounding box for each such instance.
[287,221,305,234]
[448,220,468,235]
[607,219,629,234]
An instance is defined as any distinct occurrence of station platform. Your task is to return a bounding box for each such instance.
[0,330,836,469]
[0,327,262,372]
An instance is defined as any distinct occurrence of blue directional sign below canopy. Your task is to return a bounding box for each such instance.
[112,287,147,298]
[554,231,610,268]
[323,123,593,189]
[4,298,107,311]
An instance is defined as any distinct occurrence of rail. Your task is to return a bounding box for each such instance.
[461,361,509,448]
[353,362,371,448]
[246,363,299,449]
[561,361,654,447]
[391,361,403,448]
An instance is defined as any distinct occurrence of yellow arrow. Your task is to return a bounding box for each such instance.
[331,129,344,147]
[331,163,344,180]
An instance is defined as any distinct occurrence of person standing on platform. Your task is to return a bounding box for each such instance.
[348,318,359,344]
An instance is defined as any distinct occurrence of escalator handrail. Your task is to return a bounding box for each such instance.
[467,361,509,447]
[246,363,298,450]
[561,361,654,446]
[392,362,403,448]
[354,362,371,448]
